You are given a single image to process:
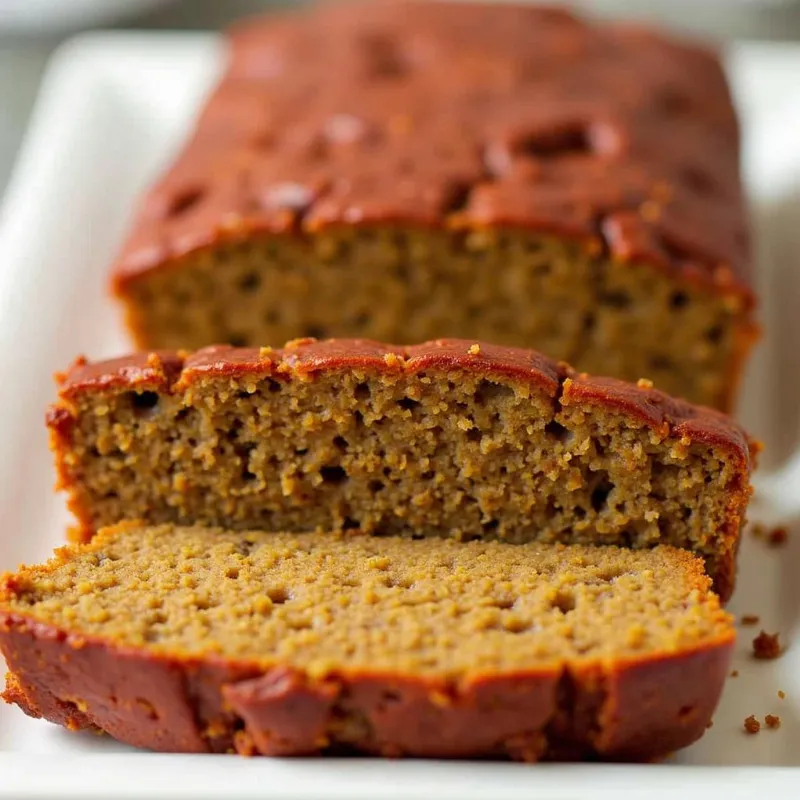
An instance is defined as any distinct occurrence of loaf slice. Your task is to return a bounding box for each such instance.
[47,339,755,600]
[111,1,756,410]
[0,524,734,760]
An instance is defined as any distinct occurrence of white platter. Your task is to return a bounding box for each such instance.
[0,32,799,798]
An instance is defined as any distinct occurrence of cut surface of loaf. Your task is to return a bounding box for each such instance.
[110,0,756,410]
[47,339,756,600]
[0,524,735,760]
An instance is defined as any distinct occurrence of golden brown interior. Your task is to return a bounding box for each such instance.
[4,525,732,674]
[60,364,745,585]
[120,230,748,409]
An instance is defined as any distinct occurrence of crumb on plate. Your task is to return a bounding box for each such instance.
[767,527,788,547]
[752,630,782,660]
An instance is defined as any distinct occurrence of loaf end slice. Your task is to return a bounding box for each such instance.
[110,0,757,410]
[0,524,734,760]
[47,338,756,600]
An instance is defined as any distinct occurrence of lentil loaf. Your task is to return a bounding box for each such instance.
[0,524,735,760]
[47,338,756,600]
[111,0,756,410]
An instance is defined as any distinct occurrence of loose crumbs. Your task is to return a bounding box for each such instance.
[765,715,781,730]
[778,690,786,700]
[744,715,760,734]
[752,631,782,660]
[730,669,739,678]
[751,524,789,546]
[740,614,760,626]
[767,527,788,547]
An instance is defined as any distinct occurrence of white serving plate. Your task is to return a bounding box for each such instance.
[0,32,799,799]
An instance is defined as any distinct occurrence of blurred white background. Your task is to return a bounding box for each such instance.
[1,0,800,202]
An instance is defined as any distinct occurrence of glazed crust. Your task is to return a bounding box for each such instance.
[110,1,751,306]
[50,338,755,463]
[0,612,733,760]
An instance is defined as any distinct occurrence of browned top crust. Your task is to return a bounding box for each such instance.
[112,1,751,304]
[55,338,755,468]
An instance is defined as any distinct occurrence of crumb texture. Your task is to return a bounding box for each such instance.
[1,526,732,670]
[48,339,754,599]
[0,526,734,760]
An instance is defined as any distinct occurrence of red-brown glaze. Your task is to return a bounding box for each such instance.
[561,374,756,465]
[0,611,734,761]
[52,338,752,466]
[404,339,565,398]
[57,352,186,398]
[111,1,751,305]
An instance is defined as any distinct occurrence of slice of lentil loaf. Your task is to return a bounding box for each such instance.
[111,0,757,410]
[47,338,756,601]
[0,524,735,760]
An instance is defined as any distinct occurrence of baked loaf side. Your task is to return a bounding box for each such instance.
[47,339,756,600]
[111,1,755,410]
[0,524,735,760]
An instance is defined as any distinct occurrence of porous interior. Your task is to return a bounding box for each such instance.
[122,230,746,408]
[63,365,742,581]
[4,526,731,673]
